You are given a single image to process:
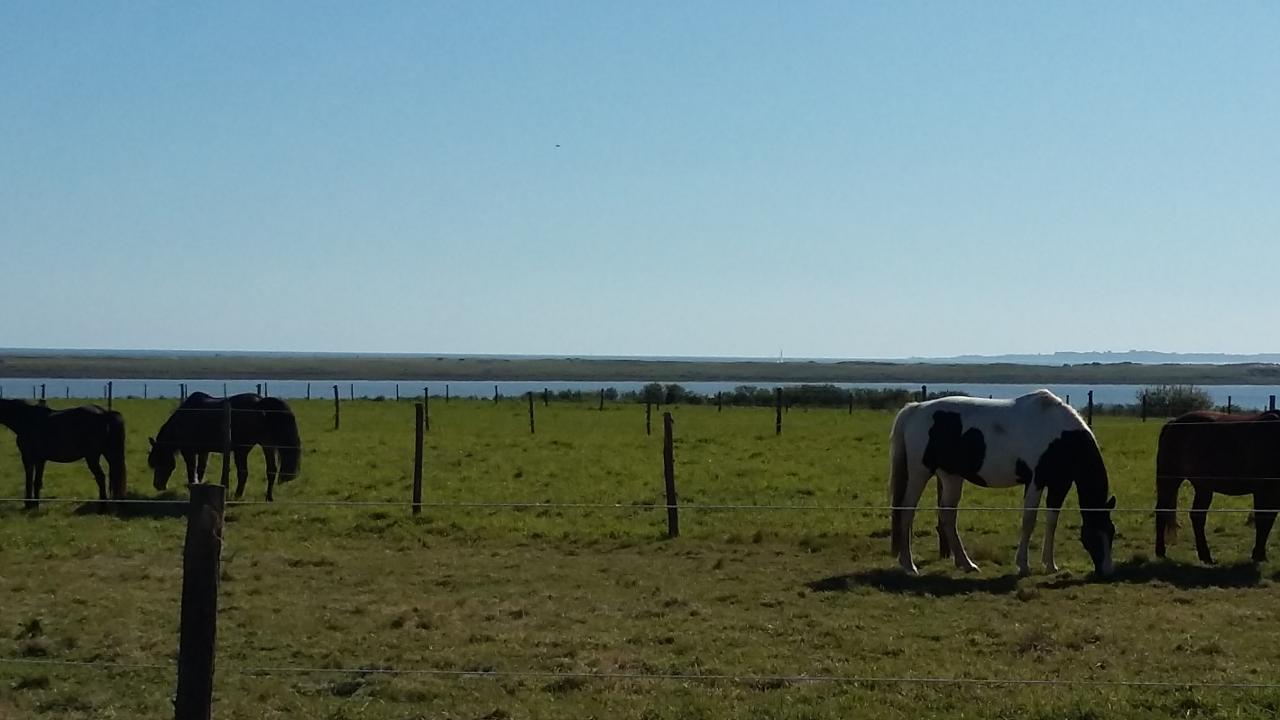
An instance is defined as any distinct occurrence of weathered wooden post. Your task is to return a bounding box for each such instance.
[445,385,449,403]
[494,385,499,403]
[263,382,269,397]
[395,384,400,401]
[306,382,311,400]
[1271,395,1277,412]
[1227,395,1233,414]
[107,381,113,411]
[144,383,148,400]
[527,392,535,434]
[1141,392,1148,422]
[412,403,424,516]
[645,401,652,436]
[848,390,854,415]
[333,385,340,430]
[349,383,354,401]
[174,481,225,720]
[423,387,430,432]
[717,391,723,412]
[256,383,262,396]
[920,385,928,402]
[775,388,783,436]
[1087,390,1094,427]
[663,412,678,539]
[39,384,45,405]
[64,386,69,399]
[598,389,605,411]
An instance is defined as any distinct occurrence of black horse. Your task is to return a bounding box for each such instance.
[0,398,127,508]
[148,392,301,501]
[1156,410,1280,564]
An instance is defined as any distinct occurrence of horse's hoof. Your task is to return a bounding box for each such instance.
[1043,563,1060,574]
[1199,556,1216,565]
[960,563,980,573]
[899,563,919,576]
[1252,553,1267,563]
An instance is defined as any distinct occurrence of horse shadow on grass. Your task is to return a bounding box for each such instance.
[1043,558,1266,590]
[806,568,1021,596]
[71,491,189,520]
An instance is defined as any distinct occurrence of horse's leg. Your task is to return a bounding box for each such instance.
[263,446,278,502]
[196,452,209,484]
[22,458,36,510]
[32,458,45,499]
[1155,476,1183,558]
[937,473,977,572]
[234,448,250,499]
[1190,487,1215,565]
[1041,483,1071,574]
[1251,491,1278,563]
[86,456,107,500]
[1015,484,1044,576]
[182,450,198,485]
[896,467,932,575]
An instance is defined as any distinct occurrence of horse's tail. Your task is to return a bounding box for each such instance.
[105,410,127,499]
[260,397,301,481]
[1155,425,1181,551]
[889,404,914,555]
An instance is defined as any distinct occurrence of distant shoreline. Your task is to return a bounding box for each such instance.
[2,352,1279,385]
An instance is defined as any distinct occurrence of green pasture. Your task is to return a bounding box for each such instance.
[2,398,1279,719]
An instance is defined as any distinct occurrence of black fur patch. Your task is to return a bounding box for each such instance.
[922,411,987,485]
[1015,459,1033,485]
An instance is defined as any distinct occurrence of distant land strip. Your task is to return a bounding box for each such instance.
[2,352,1280,385]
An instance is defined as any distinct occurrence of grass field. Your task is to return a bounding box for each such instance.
[2,398,1279,719]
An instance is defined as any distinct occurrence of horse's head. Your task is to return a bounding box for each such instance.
[147,437,176,491]
[1080,495,1117,576]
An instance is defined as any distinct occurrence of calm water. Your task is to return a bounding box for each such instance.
[2,378,1276,410]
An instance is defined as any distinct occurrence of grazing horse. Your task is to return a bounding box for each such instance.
[888,390,1116,576]
[148,392,301,501]
[0,398,127,507]
[1155,411,1280,564]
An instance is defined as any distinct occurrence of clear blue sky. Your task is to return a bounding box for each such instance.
[3,3,1277,358]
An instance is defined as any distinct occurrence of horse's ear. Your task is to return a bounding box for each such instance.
[1106,496,1117,510]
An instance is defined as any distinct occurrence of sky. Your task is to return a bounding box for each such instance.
[2,3,1278,359]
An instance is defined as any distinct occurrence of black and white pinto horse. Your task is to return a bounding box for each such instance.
[888,390,1116,576]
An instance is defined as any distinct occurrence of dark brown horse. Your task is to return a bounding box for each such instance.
[0,398,127,508]
[148,392,301,501]
[1155,410,1280,564]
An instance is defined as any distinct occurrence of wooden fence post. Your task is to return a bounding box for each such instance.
[920,385,928,402]
[40,384,45,405]
[65,386,69,399]
[1227,396,1233,414]
[107,381,113,411]
[256,383,262,396]
[413,403,424,516]
[263,382,268,397]
[423,387,430,432]
[445,385,449,403]
[717,391,722,412]
[663,412,678,539]
[306,382,311,400]
[774,388,783,436]
[527,392,535,434]
[144,383,148,400]
[494,385,499,403]
[333,385,340,430]
[349,383,354,401]
[174,482,225,720]
[1141,392,1148,422]
[1087,390,1094,427]
[646,402,652,436]
[599,389,605,411]
[543,388,549,406]
[848,390,854,415]
[395,384,400,401]
[1271,395,1277,412]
